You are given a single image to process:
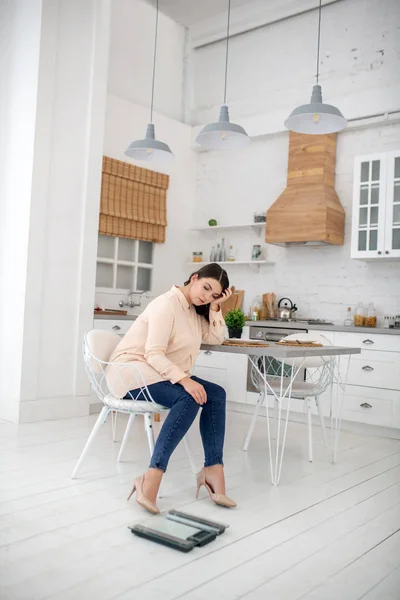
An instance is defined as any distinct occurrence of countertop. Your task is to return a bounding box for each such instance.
[245,320,400,336]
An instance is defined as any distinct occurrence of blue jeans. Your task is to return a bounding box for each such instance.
[125,376,226,472]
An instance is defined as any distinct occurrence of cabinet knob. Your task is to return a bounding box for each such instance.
[362,339,374,345]
[377,251,382,255]
[385,250,390,255]
[362,365,374,371]
[360,402,372,408]
[112,325,121,331]
[204,350,212,355]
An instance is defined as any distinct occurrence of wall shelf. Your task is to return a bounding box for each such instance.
[191,223,265,237]
[187,260,273,272]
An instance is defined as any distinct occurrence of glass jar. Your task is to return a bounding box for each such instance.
[365,302,377,328]
[251,295,262,321]
[192,252,203,263]
[251,245,262,261]
[344,306,353,327]
[354,302,365,327]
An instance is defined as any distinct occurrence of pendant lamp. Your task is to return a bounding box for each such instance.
[125,0,173,163]
[285,0,347,135]
[196,0,250,149]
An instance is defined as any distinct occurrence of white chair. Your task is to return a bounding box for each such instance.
[71,329,197,479]
[244,332,334,462]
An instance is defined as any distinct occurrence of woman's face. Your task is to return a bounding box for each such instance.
[189,275,223,306]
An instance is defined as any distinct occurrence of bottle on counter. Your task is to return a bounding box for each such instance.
[354,302,365,327]
[344,306,353,327]
[365,302,377,328]
[250,295,263,321]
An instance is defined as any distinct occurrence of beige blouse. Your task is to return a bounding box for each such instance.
[107,286,225,397]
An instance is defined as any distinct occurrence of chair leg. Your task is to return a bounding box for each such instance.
[315,397,328,447]
[183,434,198,475]
[243,391,265,451]
[71,406,110,479]
[117,413,136,462]
[111,411,118,442]
[306,398,313,462]
[144,413,155,458]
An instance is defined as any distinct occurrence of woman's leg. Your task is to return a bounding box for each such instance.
[191,376,227,494]
[125,380,200,502]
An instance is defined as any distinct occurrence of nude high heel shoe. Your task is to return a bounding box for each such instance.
[127,474,160,514]
[196,468,237,508]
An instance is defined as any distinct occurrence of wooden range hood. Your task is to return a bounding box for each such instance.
[266,132,345,246]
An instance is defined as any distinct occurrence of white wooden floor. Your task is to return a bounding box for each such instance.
[1,409,400,600]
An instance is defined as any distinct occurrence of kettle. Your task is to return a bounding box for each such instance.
[276,297,298,320]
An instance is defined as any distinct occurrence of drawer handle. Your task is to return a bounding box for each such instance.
[360,402,372,408]
[204,350,212,355]
[362,339,374,345]
[112,325,121,331]
[362,365,374,371]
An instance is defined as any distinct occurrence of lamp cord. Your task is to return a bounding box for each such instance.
[316,0,322,84]
[223,0,231,104]
[150,0,159,123]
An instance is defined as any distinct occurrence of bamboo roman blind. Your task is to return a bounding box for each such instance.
[99,156,169,243]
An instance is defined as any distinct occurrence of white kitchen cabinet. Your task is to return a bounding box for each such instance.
[335,331,400,429]
[193,350,247,404]
[351,150,400,260]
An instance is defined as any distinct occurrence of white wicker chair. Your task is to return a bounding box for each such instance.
[243,332,334,462]
[71,330,197,479]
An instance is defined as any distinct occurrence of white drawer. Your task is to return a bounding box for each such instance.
[93,319,134,335]
[340,350,400,390]
[340,385,398,427]
[195,349,227,370]
[334,331,400,353]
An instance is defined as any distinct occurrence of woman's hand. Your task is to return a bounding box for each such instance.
[179,377,207,405]
[210,287,233,312]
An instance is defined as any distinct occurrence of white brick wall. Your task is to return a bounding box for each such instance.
[194,122,400,323]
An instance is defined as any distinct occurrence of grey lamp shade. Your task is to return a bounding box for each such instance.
[196,105,250,150]
[285,85,347,135]
[125,123,174,163]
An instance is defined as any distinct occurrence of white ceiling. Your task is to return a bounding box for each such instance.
[144,0,252,28]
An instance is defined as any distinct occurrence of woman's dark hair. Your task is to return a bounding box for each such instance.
[184,263,230,321]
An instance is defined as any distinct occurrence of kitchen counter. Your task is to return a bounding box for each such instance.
[94,314,138,321]
[245,320,400,335]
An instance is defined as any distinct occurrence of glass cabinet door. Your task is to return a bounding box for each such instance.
[352,154,386,259]
[384,151,400,258]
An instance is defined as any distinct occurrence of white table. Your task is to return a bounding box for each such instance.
[201,342,361,485]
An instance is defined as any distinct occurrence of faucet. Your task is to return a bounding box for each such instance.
[118,290,144,309]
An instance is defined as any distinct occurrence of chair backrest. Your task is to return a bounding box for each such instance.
[250,331,335,397]
[82,329,158,407]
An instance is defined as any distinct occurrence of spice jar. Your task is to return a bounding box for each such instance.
[192,252,203,263]
[365,302,377,328]
[354,302,365,327]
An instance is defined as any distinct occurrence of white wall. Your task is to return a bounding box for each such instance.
[0,0,111,423]
[194,121,400,322]
[191,0,400,128]
[0,0,42,421]
[96,93,197,314]
[108,0,187,122]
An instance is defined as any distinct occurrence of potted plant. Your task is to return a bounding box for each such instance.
[224,308,247,339]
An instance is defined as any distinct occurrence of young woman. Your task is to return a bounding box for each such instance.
[107,263,236,514]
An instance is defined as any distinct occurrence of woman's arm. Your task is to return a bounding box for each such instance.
[201,305,226,345]
[144,298,187,384]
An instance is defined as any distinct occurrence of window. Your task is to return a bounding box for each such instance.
[96,235,153,292]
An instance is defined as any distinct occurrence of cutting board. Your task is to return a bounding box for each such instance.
[94,309,128,316]
[222,287,245,317]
